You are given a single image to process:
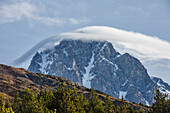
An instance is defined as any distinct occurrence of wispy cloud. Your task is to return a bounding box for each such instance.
[0,2,37,23]
[32,16,66,26]
[0,1,90,26]
[69,17,90,25]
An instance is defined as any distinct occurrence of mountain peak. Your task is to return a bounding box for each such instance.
[27,39,164,105]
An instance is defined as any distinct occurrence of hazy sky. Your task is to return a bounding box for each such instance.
[0,0,170,82]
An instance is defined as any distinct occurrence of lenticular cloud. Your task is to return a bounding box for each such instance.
[64,26,170,61]
[12,26,170,83]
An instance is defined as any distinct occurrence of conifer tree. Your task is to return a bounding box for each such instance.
[21,89,43,113]
[5,100,10,108]
[89,88,104,113]
[0,93,5,113]
[0,93,14,113]
[39,90,55,111]
[54,84,77,113]
[73,92,89,113]
[104,95,115,113]
[13,91,21,113]
[152,89,169,113]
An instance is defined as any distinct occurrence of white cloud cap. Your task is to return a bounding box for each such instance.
[12,26,170,83]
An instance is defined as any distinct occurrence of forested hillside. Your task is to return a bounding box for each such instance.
[0,64,169,113]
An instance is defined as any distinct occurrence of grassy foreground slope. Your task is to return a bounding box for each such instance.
[0,64,149,112]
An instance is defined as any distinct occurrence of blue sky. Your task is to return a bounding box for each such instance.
[0,0,170,83]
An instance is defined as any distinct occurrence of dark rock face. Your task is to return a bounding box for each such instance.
[28,52,42,73]
[28,39,159,105]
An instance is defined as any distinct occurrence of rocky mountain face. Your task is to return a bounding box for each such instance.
[0,64,150,112]
[28,39,169,105]
[151,76,170,98]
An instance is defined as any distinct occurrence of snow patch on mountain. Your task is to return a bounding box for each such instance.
[100,55,113,65]
[39,53,53,74]
[159,87,170,98]
[157,81,170,98]
[145,100,150,106]
[119,91,127,99]
[64,65,73,71]
[114,64,118,71]
[63,50,68,56]
[122,80,128,86]
[82,52,95,88]
[25,74,29,78]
